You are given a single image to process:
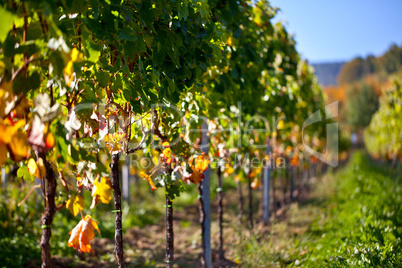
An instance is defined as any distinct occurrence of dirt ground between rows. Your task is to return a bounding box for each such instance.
[26,179,320,268]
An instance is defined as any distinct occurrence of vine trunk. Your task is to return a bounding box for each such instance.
[111,153,124,267]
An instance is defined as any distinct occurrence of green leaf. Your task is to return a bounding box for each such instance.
[0,7,17,43]
[86,41,101,63]
[124,41,138,59]
[96,71,111,87]
[118,27,138,41]
[13,71,41,93]
[178,0,189,21]
[198,0,210,19]
[17,165,34,181]
[55,122,69,164]
[137,38,147,53]
[67,144,79,165]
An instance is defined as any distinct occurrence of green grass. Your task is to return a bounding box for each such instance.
[303,152,402,267]
[233,151,402,267]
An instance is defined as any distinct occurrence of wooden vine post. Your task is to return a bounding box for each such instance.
[263,143,271,224]
[122,156,130,202]
[217,166,224,260]
[165,178,174,268]
[247,168,254,229]
[237,179,244,224]
[200,120,212,267]
[198,183,206,266]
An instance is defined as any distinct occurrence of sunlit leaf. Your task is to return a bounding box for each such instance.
[66,194,85,216]
[63,48,83,87]
[9,130,30,162]
[251,178,260,189]
[68,215,100,253]
[104,132,126,154]
[0,7,18,42]
[45,132,55,149]
[0,119,25,144]
[140,171,158,191]
[90,177,112,209]
[27,158,46,179]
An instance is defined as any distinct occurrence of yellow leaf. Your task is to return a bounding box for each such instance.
[162,147,173,164]
[0,119,25,144]
[66,194,85,216]
[9,130,30,162]
[277,120,285,130]
[71,48,83,62]
[68,215,100,253]
[90,177,112,209]
[27,158,40,178]
[63,48,83,87]
[63,61,74,86]
[0,81,13,118]
[152,155,159,165]
[104,132,126,154]
[162,141,170,147]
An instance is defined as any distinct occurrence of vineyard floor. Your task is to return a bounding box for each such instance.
[3,151,400,267]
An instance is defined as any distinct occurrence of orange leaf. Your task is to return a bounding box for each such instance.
[227,36,233,46]
[291,156,299,167]
[251,178,260,189]
[140,171,158,191]
[68,215,100,253]
[184,155,210,184]
[224,164,234,177]
[183,171,204,184]
[311,156,318,164]
[45,132,55,149]
[190,155,210,173]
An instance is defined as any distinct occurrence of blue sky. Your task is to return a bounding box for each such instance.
[269,0,402,63]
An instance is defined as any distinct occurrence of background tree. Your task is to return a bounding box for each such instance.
[345,82,379,131]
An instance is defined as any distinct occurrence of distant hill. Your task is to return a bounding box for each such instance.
[312,62,346,86]
[337,44,402,85]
